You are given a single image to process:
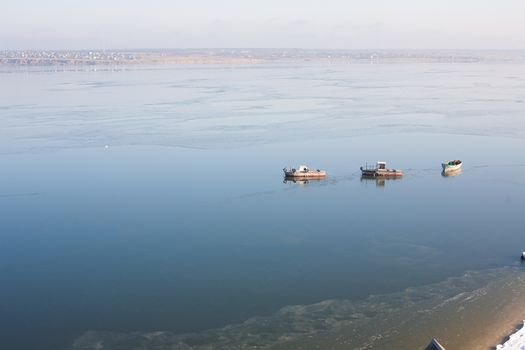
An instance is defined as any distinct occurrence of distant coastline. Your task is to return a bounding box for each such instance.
[2,49,524,66]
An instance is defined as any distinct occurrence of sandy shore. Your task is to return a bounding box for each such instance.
[459,288,525,350]
[272,266,525,350]
[389,267,525,350]
[71,267,525,350]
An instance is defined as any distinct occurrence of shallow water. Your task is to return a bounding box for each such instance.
[69,266,525,350]
[1,61,525,349]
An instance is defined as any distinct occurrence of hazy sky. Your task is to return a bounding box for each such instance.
[2,0,524,50]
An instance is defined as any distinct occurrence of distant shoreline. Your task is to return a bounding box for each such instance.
[2,49,524,66]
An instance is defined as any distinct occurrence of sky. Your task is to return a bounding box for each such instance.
[2,0,525,50]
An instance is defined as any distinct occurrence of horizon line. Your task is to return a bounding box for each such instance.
[3,47,525,52]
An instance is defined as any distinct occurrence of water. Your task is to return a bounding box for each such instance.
[1,61,525,350]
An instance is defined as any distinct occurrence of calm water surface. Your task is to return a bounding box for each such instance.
[1,62,525,349]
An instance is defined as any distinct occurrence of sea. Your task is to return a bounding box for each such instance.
[1,58,525,349]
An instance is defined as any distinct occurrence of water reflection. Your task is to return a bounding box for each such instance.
[360,176,402,187]
[283,177,326,185]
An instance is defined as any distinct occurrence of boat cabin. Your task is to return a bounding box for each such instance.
[377,161,386,170]
[298,165,309,172]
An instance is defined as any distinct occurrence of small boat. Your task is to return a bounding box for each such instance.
[283,165,326,178]
[425,338,446,350]
[360,161,403,177]
[442,160,462,172]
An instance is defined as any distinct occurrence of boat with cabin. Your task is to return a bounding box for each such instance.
[283,165,327,178]
[442,160,462,172]
[360,161,403,177]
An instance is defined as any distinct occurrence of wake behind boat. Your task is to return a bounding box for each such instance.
[283,165,327,178]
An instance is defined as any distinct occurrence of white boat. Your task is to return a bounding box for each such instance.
[442,160,462,172]
[283,165,326,178]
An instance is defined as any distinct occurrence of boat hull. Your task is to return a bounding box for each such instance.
[361,169,403,177]
[442,164,461,172]
[441,168,462,177]
[284,171,326,178]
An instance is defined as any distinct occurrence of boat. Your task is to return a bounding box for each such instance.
[360,161,403,177]
[425,338,446,350]
[283,165,326,178]
[442,160,462,172]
